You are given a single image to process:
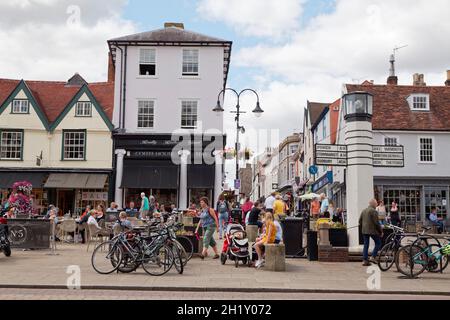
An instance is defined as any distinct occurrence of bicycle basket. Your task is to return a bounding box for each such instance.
[442,244,450,256]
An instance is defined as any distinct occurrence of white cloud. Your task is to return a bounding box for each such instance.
[0,0,136,82]
[197,0,306,39]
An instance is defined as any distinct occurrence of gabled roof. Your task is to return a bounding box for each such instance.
[307,101,330,129]
[0,75,114,131]
[109,26,230,44]
[345,83,450,131]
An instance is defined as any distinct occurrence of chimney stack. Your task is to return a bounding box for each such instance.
[445,70,450,86]
[387,76,398,85]
[413,73,426,86]
[164,22,184,29]
[387,54,398,85]
[108,54,115,83]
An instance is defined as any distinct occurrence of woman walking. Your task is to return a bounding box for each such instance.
[389,201,400,227]
[216,195,230,240]
[196,197,220,259]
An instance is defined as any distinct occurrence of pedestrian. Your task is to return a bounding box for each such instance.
[359,199,383,266]
[216,195,230,240]
[125,201,138,217]
[247,201,263,229]
[310,197,320,220]
[320,193,329,217]
[389,201,400,227]
[264,192,276,213]
[195,197,220,260]
[241,197,253,222]
[273,195,286,221]
[140,192,150,219]
[376,200,387,226]
[149,194,156,216]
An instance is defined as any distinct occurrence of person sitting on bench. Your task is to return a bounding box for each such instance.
[429,208,444,234]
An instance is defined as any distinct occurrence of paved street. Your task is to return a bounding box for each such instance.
[1,288,449,300]
[1,243,450,299]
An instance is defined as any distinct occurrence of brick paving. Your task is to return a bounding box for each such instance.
[0,243,449,296]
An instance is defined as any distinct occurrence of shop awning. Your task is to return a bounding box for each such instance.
[0,172,47,189]
[187,165,215,189]
[121,160,179,189]
[44,173,108,189]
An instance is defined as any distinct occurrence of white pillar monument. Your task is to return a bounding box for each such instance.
[114,149,127,209]
[343,92,374,252]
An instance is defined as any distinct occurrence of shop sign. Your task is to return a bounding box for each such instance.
[312,171,333,193]
[82,192,108,201]
[315,144,348,167]
[128,151,173,159]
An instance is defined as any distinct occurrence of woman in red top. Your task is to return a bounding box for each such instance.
[241,197,253,222]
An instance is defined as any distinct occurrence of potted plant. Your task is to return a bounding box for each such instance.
[329,223,348,247]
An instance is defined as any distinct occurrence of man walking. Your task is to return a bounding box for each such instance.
[140,192,150,219]
[359,199,383,266]
[264,192,276,213]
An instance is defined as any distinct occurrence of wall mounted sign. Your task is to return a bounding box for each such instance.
[312,171,334,193]
[314,144,348,167]
[372,145,404,168]
[82,192,108,201]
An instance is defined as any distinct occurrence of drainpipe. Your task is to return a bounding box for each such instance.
[122,46,128,130]
[115,45,124,129]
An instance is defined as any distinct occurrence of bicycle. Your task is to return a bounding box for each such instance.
[377,224,406,272]
[395,235,450,278]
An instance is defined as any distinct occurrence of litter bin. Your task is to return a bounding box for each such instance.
[280,217,304,257]
[307,230,318,261]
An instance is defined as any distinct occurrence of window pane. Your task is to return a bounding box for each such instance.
[0,131,23,159]
[181,101,198,128]
[63,131,85,160]
[182,50,199,75]
[137,101,154,128]
[140,49,155,64]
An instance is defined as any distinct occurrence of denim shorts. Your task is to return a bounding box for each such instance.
[203,225,217,248]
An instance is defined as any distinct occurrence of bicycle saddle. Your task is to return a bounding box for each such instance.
[421,226,432,231]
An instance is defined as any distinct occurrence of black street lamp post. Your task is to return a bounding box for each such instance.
[213,88,264,203]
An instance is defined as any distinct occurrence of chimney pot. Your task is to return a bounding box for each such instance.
[413,73,426,86]
[164,22,184,29]
[445,70,450,86]
[387,76,398,85]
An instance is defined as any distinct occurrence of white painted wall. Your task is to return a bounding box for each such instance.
[113,46,225,133]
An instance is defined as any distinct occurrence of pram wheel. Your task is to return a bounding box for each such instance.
[220,253,227,265]
[242,257,248,265]
[235,259,239,268]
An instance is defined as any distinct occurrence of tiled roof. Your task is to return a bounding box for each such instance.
[345,83,450,131]
[109,27,230,43]
[0,77,114,124]
[307,101,330,128]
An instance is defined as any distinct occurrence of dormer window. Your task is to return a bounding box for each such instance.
[75,102,92,117]
[408,94,430,111]
[12,100,29,114]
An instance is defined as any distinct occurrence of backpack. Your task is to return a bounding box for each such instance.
[218,201,228,214]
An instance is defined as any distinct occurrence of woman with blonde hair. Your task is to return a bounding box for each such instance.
[254,211,277,268]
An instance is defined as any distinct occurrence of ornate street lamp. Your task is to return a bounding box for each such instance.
[342,92,373,122]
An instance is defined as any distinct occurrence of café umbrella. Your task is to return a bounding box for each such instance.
[300,193,321,201]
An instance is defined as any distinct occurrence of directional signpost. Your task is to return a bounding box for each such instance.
[372,145,404,167]
[314,144,348,167]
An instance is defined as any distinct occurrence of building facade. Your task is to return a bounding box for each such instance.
[334,72,450,224]
[277,133,301,196]
[0,74,114,215]
[108,23,232,209]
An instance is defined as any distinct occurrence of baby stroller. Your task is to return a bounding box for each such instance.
[220,224,250,268]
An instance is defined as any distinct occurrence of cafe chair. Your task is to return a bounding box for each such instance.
[86,224,110,252]
[60,219,77,243]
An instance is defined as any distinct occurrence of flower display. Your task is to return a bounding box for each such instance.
[8,181,33,215]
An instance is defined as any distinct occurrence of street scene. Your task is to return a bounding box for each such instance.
[1,0,450,305]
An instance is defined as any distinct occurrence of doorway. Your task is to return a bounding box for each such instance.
[57,189,75,216]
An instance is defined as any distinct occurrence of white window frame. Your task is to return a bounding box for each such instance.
[384,136,399,146]
[0,130,23,160]
[182,49,199,76]
[139,48,157,77]
[418,136,435,164]
[137,100,155,129]
[408,94,430,111]
[12,100,29,114]
[63,131,86,161]
[75,102,92,117]
[181,100,198,129]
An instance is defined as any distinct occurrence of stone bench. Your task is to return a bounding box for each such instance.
[245,225,259,242]
[265,243,286,272]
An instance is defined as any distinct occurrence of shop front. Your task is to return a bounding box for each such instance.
[312,171,333,198]
[374,177,450,224]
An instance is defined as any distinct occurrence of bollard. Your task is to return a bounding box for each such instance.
[318,223,331,247]
[246,225,258,242]
[265,244,286,271]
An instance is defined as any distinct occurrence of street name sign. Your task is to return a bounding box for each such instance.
[314,144,348,167]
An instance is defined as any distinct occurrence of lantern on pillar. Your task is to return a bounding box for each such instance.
[342,92,373,122]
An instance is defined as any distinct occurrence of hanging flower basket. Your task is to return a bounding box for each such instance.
[222,148,237,160]
[238,148,253,160]
[12,181,33,195]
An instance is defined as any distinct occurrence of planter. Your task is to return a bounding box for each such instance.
[329,228,348,247]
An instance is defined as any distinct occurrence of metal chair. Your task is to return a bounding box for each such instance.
[60,219,77,243]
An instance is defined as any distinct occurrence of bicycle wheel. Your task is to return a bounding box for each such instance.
[395,244,427,278]
[426,244,449,273]
[117,242,140,273]
[170,242,184,274]
[176,236,194,261]
[91,241,123,275]
[142,244,174,276]
[173,239,189,267]
[377,242,397,272]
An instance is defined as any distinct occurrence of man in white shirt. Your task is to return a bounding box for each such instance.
[87,211,100,229]
[264,192,276,213]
